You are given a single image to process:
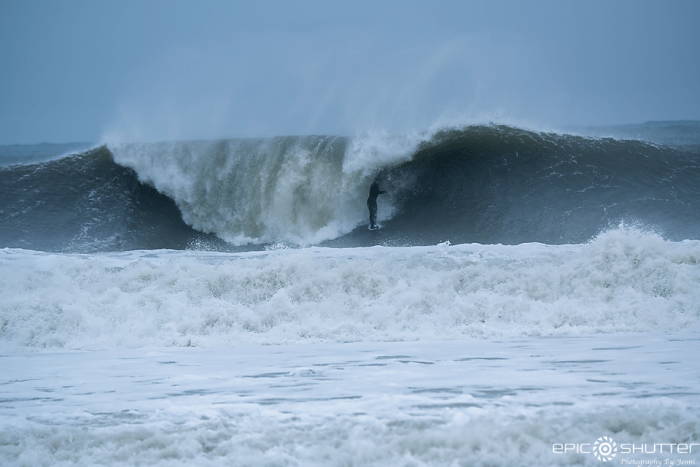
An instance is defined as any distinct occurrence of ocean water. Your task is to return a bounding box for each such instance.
[1,122,699,466]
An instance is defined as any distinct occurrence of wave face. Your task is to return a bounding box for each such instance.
[0,147,208,252]
[373,125,700,246]
[2,124,699,252]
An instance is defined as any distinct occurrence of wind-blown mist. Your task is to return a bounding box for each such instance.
[104,34,549,143]
[1,2,698,144]
[90,1,700,145]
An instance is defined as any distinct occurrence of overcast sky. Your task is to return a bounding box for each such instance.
[1,0,699,144]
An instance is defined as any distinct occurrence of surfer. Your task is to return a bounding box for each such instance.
[367,179,386,230]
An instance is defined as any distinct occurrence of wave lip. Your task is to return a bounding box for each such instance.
[0,142,95,167]
[110,136,378,246]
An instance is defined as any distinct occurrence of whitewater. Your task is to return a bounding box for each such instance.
[1,122,699,466]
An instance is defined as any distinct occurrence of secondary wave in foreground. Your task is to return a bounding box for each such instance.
[2,228,698,350]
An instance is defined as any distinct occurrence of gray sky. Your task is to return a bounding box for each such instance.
[1,0,699,144]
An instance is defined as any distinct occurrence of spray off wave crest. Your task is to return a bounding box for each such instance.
[109,132,422,246]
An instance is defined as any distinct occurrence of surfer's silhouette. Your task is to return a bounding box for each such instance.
[367,179,386,230]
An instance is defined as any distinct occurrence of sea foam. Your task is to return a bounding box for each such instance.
[2,228,698,350]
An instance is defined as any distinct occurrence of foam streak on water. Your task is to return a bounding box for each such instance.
[1,335,699,466]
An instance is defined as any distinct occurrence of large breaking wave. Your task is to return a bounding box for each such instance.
[1,123,699,252]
